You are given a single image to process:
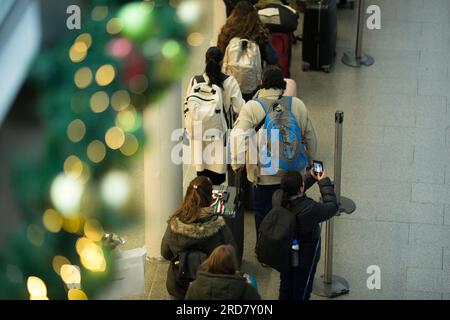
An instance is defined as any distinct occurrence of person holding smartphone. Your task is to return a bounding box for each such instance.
[272,165,338,300]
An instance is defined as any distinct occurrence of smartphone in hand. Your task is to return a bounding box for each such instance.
[313,160,324,177]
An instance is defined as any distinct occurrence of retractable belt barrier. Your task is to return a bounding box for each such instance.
[313,111,356,298]
[342,0,375,67]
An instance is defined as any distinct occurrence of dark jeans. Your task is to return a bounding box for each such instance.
[253,184,281,237]
[279,238,321,300]
[197,170,226,185]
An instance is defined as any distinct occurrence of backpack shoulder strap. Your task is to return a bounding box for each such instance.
[194,75,206,85]
[276,96,292,109]
[255,98,268,132]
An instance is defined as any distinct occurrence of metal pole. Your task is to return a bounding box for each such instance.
[342,0,374,67]
[354,0,365,59]
[313,111,355,298]
[323,218,334,283]
[323,111,342,283]
[335,112,356,215]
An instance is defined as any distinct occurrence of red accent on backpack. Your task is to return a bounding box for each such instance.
[271,32,292,78]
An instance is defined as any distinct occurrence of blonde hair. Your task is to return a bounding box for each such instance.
[200,245,238,275]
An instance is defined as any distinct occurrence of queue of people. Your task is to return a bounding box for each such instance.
[161,0,339,301]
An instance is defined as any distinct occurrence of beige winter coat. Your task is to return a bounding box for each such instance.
[230,88,317,185]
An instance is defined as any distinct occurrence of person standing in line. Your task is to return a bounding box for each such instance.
[230,66,317,242]
[272,169,338,300]
[185,245,261,300]
[223,0,259,17]
[185,47,245,186]
[218,1,278,101]
[161,176,237,299]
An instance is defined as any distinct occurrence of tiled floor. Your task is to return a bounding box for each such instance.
[118,0,450,300]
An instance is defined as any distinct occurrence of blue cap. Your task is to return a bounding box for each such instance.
[292,240,298,245]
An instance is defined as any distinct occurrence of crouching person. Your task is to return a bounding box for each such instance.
[185,245,261,300]
[273,169,338,300]
[161,177,237,300]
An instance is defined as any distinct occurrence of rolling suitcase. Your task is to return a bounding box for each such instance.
[271,32,292,78]
[215,169,245,266]
[302,0,337,73]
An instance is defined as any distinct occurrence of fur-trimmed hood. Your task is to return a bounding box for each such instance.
[169,215,226,239]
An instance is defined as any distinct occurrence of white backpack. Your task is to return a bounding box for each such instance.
[184,76,230,144]
[222,37,262,94]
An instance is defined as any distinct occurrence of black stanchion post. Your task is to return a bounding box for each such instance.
[313,111,356,298]
[342,0,374,67]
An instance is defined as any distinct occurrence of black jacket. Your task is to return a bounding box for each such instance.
[272,173,338,270]
[185,271,261,300]
[273,172,339,242]
[161,214,237,299]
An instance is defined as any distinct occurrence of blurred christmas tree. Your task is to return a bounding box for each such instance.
[0,0,199,300]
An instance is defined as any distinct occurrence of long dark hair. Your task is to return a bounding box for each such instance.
[205,47,225,88]
[200,245,238,275]
[217,1,271,53]
[170,176,213,224]
[280,170,303,208]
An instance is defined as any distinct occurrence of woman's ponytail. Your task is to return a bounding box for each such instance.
[170,176,213,224]
[205,47,225,88]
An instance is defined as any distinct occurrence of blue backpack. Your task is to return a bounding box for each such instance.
[255,96,307,176]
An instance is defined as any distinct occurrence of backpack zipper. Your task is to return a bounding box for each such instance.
[186,95,215,102]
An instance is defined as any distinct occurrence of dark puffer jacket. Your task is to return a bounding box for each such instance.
[272,172,338,271]
[185,271,261,300]
[161,214,237,299]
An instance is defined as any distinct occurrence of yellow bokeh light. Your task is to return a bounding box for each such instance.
[52,256,71,275]
[27,276,47,298]
[27,224,44,247]
[80,243,106,272]
[60,265,81,285]
[75,33,92,49]
[120,134,139,157]
[84,220,104,242]
[90,91,110,113]
[187,32,205,47]
[106,18,123,35]
[96,64,116,87]
[73,41,88,53]
[68,289,88,300]
[74,67,93,89]
[76,237,93,256]
[67,119,86,143]
[69,43,88,63]
[111,90,131,111]
[43,209,63,233]
[91,5,109,21]
[116,108,137,132]
[63,215,82,234]
[87,140,106,163]
[30,296,49,300]
[105,127,125,150]
[79,162,91,184]
[64,155,83,179]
